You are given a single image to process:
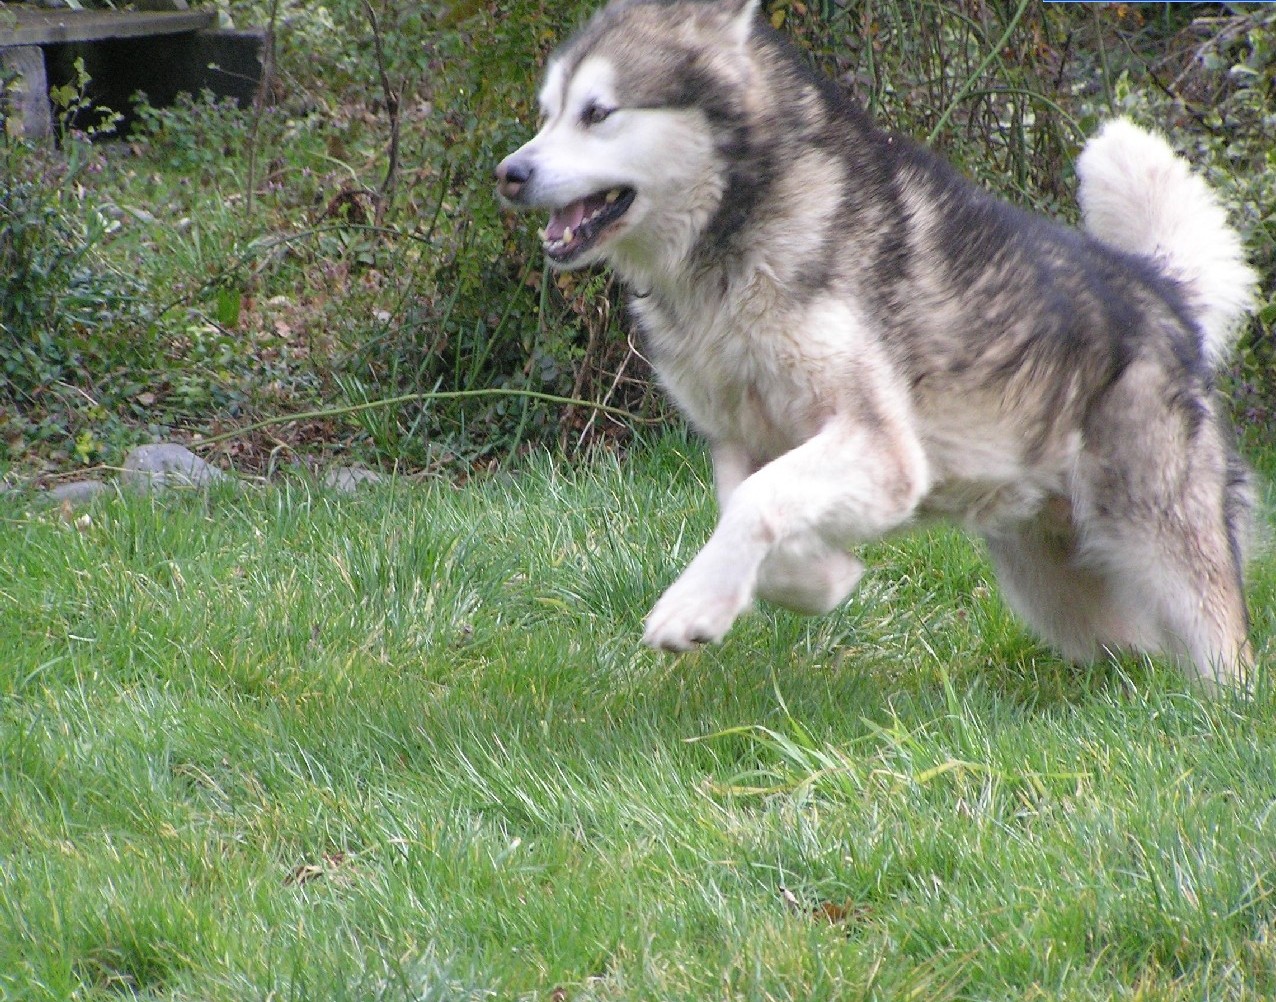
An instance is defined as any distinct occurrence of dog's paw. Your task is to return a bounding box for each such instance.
[642,577,750,652]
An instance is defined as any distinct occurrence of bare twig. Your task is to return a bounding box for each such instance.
[189,387,656,450]
[362,0,402,221]
[575,341,636,455]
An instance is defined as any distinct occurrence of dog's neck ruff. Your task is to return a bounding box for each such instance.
[608,232,735,320]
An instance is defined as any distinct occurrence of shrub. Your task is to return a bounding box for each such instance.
[6,1,1271,469]
[0,134,154,463]
[333,0,638,462]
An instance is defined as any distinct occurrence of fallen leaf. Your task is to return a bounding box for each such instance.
[778,886,870,926]
[285,851,350,886]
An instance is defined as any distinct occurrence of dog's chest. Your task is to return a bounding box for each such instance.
[637,296,829,456]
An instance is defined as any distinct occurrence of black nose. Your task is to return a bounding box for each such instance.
[496,156,532,200]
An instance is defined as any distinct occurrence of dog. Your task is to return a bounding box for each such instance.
[496,0,1258,684]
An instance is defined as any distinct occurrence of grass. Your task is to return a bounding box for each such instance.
[2,431,1275,1000]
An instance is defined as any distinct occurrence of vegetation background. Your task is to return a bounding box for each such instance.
[0,0,1273,478]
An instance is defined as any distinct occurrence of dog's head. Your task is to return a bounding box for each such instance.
[495,0,763,274]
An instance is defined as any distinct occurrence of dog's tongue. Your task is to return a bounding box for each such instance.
[545,198,589,242]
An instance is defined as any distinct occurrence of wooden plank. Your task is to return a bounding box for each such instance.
[0,7,215,46]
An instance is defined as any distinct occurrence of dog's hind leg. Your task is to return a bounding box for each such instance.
[1181,450,1256,681]
[1087,520,1250,686]
[990,496,1251,685]
[1107,500,1251,686]
[984,509,1161,665]
[1155,559,1250,686]
[1113,421,1250,684]
[1071,434,1253,686]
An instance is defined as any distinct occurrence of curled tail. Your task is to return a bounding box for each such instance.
[1076,117,1256,369]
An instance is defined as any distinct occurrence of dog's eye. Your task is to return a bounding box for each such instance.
[581,102,613,127]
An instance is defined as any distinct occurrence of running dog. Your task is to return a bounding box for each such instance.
[496,0,1258,683]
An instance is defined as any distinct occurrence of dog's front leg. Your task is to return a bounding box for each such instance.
[714,442,867,615]
[643,418,929,651]
[634,440,760,652]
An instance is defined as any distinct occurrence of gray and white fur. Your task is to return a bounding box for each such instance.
[496,0,1259,684]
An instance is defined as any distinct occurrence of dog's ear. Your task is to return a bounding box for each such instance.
[718,0,762,46]
[709,0,755,47]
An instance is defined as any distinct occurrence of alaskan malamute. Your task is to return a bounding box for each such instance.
[496,0,1258,683]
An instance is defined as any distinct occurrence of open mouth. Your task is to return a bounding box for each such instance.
[541,186,636,263]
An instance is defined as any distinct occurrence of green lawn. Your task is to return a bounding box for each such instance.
[3,433,1275,1000]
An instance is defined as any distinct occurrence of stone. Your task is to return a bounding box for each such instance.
[323,466,384,493]
[48,479,110,505]
[121,443,230,492]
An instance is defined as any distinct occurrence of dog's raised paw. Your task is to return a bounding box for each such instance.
[642,611,727,652]
[641,581,749,652]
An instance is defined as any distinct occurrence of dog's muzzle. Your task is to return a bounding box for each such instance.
[496,148,637,266]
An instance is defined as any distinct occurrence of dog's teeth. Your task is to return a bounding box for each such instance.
[538,228,549,241]
[562,226,574,243]
[605,189,619,204]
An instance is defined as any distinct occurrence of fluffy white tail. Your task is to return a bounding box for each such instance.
[1076,117,1256,369]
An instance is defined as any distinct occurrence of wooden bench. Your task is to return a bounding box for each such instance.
[1,2,266,139]
[1,7,217,46]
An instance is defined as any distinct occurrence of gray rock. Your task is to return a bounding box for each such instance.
[121,443,230,493]
[323,466,384,493]
[48,480,111,505]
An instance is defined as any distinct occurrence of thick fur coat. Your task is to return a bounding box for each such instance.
[497,0,1258,683]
